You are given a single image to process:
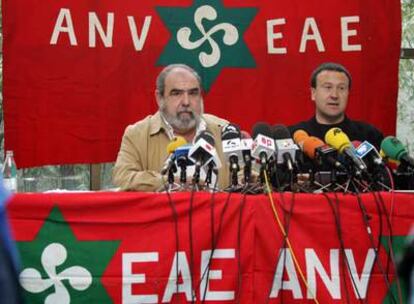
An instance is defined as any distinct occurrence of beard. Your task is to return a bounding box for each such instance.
[160,99,204,133]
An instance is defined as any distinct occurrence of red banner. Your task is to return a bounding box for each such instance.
[3,0,401,167]
[7,191,413,303]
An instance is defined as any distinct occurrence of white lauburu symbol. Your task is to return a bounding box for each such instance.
[20,243,93,304]
[177,5,239,68]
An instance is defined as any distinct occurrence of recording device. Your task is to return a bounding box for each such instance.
[325,128,367,172]
[222,124,242,185]
[381,136,414,190]
[381,136,414,169]
[292,129,308,149]
[293,130,344,171]
[188,130,220,185]
[272,125,299,171]
[188,131,216,166]
[303,136,345,171]
[175,144,193,184]
[354,141,384,168]
[241,130,253,183]
[251,122,275,167]
[161,136,187,175]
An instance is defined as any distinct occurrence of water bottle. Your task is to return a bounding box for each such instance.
[3,150,18,193]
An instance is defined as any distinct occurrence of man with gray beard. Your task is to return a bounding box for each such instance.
[113,64,230,191]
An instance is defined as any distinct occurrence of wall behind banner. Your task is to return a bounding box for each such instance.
[0,1,413,191]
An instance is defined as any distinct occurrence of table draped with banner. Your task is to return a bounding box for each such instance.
[6,191,413,303]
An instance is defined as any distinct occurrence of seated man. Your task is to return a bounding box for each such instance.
[113,64,229,191]
[289,62,383,149]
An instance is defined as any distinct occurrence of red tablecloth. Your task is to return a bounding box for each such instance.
[7,191,414,303]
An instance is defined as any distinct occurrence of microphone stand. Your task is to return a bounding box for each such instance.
[177,157,188,191]
[243,155,252,185]
[167,164,178,192]
[205,163,214,188]
[192,160,202,191]
[230,157,240,187]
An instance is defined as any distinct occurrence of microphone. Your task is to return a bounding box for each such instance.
[381,136,414,169]
[325,128,367,172]
[292,129,309,149]
[188,130,221,185]
[354,141,384,167]
[188,131,217,167]
[241,130,253,183]
[161,136,187,175]
[272,125,299,171]
[302,136,345,170]
[251,122,275,167]
[175,144,193,184]
[221,124,243,173]
[240,131,253,161]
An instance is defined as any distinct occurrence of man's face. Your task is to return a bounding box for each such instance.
[156,68,204,133]
[311,70,350,124]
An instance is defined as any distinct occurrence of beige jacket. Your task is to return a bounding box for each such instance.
[112,111,230,191]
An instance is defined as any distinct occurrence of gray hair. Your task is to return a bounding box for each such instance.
[310,62,352,89]
[156,64,202,97]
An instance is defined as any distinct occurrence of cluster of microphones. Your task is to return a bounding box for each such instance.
[161,123,414,193]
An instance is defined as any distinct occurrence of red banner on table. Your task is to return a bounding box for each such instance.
[3,0,401,167]
[7,192,413,303]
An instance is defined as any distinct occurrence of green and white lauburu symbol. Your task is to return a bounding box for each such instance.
[19,242,92,304]
[177,5,239,68]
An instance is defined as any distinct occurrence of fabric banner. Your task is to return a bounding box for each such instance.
[3,0,401,168]
[7,191,414,303]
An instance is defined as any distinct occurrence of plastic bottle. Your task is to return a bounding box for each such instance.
[3,150,18,193]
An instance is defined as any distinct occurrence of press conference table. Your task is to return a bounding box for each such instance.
[7,191,414,303]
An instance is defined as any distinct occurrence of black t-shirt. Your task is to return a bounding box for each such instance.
[288,116,384,150]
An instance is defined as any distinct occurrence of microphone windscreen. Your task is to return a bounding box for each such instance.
[303,136,325,159]
[196,130,215,147]
[272,124,291,139]
[381,136,408,161]
[222,123,241,140]
[240,130,252,139]
[252,122,272,139]
[166,136,187,154]
[325,128,351,153]
[352,140,362,148]
[293,129,309,145]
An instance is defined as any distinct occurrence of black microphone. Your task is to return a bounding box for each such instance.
[188,130,220,185]
[325,128,367,173]
[272,125,299,172]
[241,130,253,183]
[222,124,242,186]
[161,136,187,175]
[251,122,275,167]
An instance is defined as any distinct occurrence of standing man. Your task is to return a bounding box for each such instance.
[289,62,383,148]
[113,64,230,191]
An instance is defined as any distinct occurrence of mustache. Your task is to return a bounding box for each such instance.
[177,110,195,116]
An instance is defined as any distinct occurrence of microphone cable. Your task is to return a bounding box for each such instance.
[263,170,320,304]
[265,191,296,304]
[199,178,231,304]
[163,183,181,302]
[235,191,248,304]
[188,182,198,304]
[354,192,397,304]
[371,190,403,304]
[322,192,365,304]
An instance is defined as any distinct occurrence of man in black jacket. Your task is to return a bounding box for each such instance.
[289,62,383,149]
